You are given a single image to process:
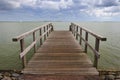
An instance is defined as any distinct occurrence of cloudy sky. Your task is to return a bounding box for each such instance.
[0,0,120,21]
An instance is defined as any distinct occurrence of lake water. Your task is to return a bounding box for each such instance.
[0,21,120,70]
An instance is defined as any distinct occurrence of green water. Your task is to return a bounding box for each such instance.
[0,21,120,70]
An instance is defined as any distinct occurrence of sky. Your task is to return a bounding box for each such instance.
[0,0,120,21]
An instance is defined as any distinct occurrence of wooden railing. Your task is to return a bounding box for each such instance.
[69,23,107,68]
[12,23,54,68]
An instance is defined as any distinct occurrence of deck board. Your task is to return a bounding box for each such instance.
[22,31,98,75]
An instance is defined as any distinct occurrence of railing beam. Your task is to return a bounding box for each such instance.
[12,23,53,69]
[70,23,107,69]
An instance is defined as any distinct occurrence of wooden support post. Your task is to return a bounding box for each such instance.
[44,26,46,41]
[85,32,88,53]
[71,25,73,34]
[33,32,36,53]
[94,38,100,68]
[69,25,72,31]
[76,26,78,40]
[72,26,73,34]
[80,28,82,45]
[74,26,75,36]
[47,25,49,37]
[20,39,26,68]
[49,24,51,33]
[39,28,42,45]
[51,24,54,31]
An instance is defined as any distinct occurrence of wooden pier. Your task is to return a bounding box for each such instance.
[13,23,106,79]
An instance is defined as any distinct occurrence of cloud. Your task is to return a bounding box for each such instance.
[79,0,120,17]
[0,0,21,10]
[94,0,119,7]
[0,0,120,17]
[0,0,74,11]
[24,0,74,10]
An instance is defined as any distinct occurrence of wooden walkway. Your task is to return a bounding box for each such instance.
[13,23,106,79]
[22,31,98,75]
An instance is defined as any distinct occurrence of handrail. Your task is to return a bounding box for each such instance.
[12,23,54,68]
[71,23,107,41]
[13,22,53,41]
[69,23,107,68]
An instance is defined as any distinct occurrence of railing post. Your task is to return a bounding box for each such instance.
[47,25,49,37]
[71,24,73,34]
[20,39,26,68]
[80,28,82,45]
[76,26,78,40]
[51,24,54,31]
[33,32,36,53]
[94,38,100,68]
[44,26,46,41]
[48,25,50,34]
[39,28,42,45]
[49,23,53,32]
[69,24,72,31]
[85,32,88,53]
[74,26,75,36]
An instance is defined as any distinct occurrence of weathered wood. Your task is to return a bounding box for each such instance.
[39,28,42,45]
[24,75,100,80]
[12,23,51,41]
[20,41,36,58]
[85,32,88,53]
[47,25,49,36]
[70,23,106,68]
[51,23,54,31]
[74,26,75,36]
[69,25,72,31]
[20,39,26,68]
[94,38,100,68]
[77,33,100,57]
[44,26,46,41]
[71,23,107,41]
[12,23,105,76]
[23,67,98,75]
[12,23,53,68]
[33,32,36,53]
[22,31,98,76]
[80,28,82,45]
[76,26,78,40]
[20,28,52,58]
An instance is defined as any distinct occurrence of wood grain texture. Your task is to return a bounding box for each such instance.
[22,31,98,76]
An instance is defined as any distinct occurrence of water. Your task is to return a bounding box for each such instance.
[0,21,120,70]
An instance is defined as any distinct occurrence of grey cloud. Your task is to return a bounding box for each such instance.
[0,0,21,11]
[0,0,13,10]
[94,0,119,7]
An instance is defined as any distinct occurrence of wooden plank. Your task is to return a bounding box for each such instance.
[23,75,100,80]
[29,60,92,63]
[23,68,98,75]
[22,31,98,76]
